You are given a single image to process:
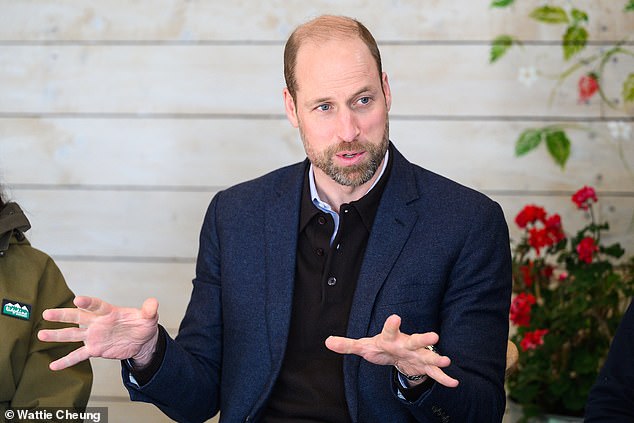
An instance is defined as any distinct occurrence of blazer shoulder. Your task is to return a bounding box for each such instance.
[412,164,501,213]
[217,161,306,203]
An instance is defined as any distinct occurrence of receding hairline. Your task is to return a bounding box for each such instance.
[284,15,383,100]
[290,15,368,43]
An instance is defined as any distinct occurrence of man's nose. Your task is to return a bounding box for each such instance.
[337,109,360,142]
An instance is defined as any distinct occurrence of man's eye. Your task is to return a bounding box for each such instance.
[317,104,331,111]
[358,97,371,105]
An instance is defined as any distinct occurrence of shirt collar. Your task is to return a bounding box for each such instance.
[301,148,391,241]
[308,148,390,212]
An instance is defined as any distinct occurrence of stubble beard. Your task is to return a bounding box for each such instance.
[301,119,390,188]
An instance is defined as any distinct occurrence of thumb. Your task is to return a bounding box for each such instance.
[141,297,159,320]
[380,314,402,342]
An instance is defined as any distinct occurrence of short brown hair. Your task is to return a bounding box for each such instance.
[283,15,383,101]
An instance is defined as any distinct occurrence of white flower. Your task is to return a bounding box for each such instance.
[518,67,538,87]
[607,121,632,140]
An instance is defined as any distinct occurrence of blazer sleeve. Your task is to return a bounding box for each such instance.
[11,257,93,410]
[584,300,634,422]
[122,194,224,423]
[397,201,512,422]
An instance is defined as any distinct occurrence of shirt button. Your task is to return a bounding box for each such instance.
[318,216,326,225]
[315,248,324,256]
[327,276,337,286]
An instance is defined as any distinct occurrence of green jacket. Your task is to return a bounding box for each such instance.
[0,203,92,413]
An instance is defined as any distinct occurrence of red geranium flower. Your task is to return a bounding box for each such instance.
[578,73,599,103]
[520,329,549,351]
[545,214,565,244]
[577,237,598,264]
[515,205,547,228]
[510,293,536,327]
[572,186,597,210]
[528,228,547,255]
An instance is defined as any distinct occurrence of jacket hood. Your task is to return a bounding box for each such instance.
[0,203,31,253]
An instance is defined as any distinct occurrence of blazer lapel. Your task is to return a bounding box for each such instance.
[343,147,420,421]
[263,162,307,366]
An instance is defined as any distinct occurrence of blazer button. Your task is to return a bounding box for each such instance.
[327,276,337,286]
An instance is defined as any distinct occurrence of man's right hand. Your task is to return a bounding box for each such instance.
[38,296,160,371]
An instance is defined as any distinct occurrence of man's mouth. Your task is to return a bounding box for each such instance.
[338,151,364,159]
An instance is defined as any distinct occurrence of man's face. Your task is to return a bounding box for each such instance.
[283,37,392,187]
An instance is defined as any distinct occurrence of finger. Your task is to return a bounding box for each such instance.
[141,297,159,320]
[425,365,459,388]
[325,336,364,355]
[49,345,91,371]
[42,308,84,325]
[75,296,113,315]
[406,332,440,350]
[38,327,86,343]
[381,314,402,341]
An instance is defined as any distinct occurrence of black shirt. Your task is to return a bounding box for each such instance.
[262,152,393,422]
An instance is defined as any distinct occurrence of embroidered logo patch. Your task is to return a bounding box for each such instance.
[2,298,31,321]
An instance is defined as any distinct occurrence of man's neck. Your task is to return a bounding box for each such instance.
[310,152,388,214]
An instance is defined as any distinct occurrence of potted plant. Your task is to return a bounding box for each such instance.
[507,186,634,421]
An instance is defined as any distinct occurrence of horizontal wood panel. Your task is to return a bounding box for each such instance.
[58,262,193,332]
[1,119,632,190]
[7,189,634,260]
[12,190,210,258]
[0,118,305,187]
[390,121,634,192]
[0,0,629,42]
[0,45,631,116]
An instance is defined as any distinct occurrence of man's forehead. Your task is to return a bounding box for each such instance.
[295,38,375,77]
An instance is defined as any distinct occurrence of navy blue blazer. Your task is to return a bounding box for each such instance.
[123,145,512,423]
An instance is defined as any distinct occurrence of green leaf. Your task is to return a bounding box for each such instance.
[490,35,515,63]
[570,9,589,24]
[623,73,634,103]
[563,26,588,60]
[516,129,543,156]
[545,130,571,168]
[529,6,569,24]
[601,243,625,259]
[626,1,634,12]
[491,0,514,7]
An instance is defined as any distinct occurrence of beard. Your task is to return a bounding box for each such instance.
[301,118,390,187]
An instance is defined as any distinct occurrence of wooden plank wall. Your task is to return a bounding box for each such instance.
[0,1,632,421]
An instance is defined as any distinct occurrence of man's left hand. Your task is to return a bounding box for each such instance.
[325,314,459,388]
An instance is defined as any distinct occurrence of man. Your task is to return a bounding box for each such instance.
[38,15,512,422]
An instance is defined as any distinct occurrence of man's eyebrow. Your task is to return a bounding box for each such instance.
[352,86,375,98]
[305,96,332,107]
[304,86,377,108]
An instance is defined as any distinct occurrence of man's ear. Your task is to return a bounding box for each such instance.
[381,72,392,112]
[283,88,299,128]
